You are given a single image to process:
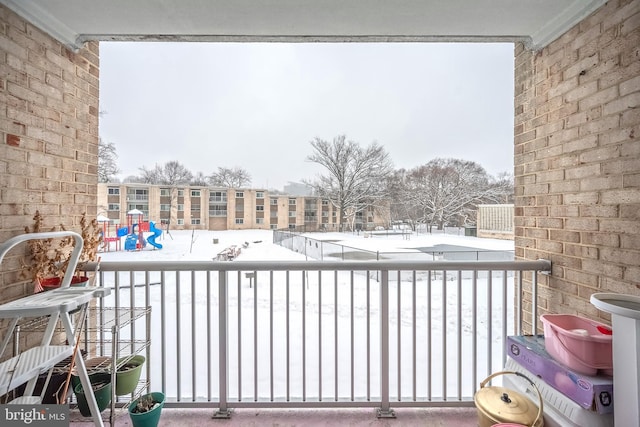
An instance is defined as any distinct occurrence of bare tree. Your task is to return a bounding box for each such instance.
[404,158,501,231]
[138,161,193,227]
[489,171,515,203]
[386,169,421,230]
[123,175,142,183]
[139,161,193,185]
[306,135,393,231]
[209,166,251,188]
[191,172,209,186]
[98,138,120,183]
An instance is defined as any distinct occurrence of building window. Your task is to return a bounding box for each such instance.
[127,204,148,216]
[126,188,148,201]
[209,191,227,202]
[256,205,264,211]
[270,224,278,230]
[177,219,184,225]
[289,211,296,217]
[289,198,296,205]
[108,187,120,195]
[108,204,119,211]
[235,218,244,224]
[256,218,264,224]
[177,204,184,211]
[177,190,184,197]
[191,190,201,197]
[191,218,201,225]
[160,188,170,196]
[236,191,244,198]
[191,204,201,212]
[209,205,227,216]
[160,204,171,211]
[256,191,264,199]
[322,200,329,205]
[270,198,278,205]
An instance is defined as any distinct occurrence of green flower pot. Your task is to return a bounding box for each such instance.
[115,355,145,395]
[73,372,112,417]
[128,392,165,427]
[71,356,111,392]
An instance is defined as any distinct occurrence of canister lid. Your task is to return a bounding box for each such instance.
[475,385,538,425]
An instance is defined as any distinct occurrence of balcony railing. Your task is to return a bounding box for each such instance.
[92,259,550,417]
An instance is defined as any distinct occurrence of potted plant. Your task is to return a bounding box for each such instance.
[21,210,102,292]
[73,372,112,417]
[115,355,146,395]
[128,392,165,427]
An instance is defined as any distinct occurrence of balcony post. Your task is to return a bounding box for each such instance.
[377,269,395,418]
[532,270,538,334]
[213,270,231,419]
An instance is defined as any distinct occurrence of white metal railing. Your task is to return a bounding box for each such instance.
[91,259,550,417]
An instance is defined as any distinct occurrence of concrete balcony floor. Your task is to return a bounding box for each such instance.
[69,407,478,426]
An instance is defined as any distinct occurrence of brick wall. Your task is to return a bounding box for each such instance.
[515,0,640,333]
[0,4,99,307]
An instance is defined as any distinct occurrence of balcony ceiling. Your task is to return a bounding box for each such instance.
[1,0,606,51]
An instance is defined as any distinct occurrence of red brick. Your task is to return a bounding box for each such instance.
[6,133,19,146]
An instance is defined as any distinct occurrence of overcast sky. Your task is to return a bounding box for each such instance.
[99,42,514,190]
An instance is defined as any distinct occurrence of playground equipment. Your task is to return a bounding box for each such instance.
[123,209,146,251]
[147,221,163,249]
[118,209,163,251]
[97,214,120,252]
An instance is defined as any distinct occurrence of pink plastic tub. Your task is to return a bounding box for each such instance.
[540,314,613,375]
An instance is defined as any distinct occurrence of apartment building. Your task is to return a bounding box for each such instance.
[97,183,387,231]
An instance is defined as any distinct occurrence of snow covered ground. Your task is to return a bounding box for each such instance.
[99,228,514,262]
[98,229,516,402]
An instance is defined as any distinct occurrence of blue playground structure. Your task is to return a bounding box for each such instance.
[147,221,163,249]
[120,209,163,251]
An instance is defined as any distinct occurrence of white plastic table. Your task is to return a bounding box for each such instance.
[591,293,640,427]
[0,231,111,427]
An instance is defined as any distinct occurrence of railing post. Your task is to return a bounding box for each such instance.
[377,269,395,418]
[213,270,231,419]
[532,270,538,335]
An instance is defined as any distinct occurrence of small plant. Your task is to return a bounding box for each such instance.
[21,210,102,290]
[132,395,160,414]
